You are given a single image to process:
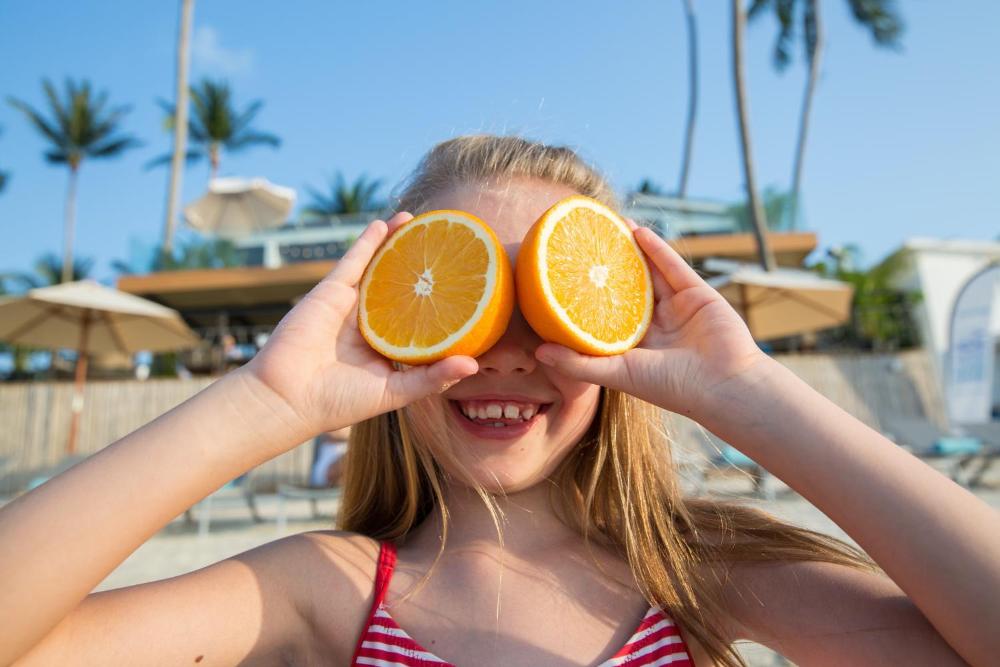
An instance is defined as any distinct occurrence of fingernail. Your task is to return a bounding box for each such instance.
[536,350,554,365]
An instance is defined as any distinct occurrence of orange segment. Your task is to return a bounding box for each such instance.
[516,195,653,355]
[359,210,514,364]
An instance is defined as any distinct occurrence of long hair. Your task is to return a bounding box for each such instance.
[339,135,872,667]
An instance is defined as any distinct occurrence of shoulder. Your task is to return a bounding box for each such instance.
[714,559,966,665]
[241,530,382,662]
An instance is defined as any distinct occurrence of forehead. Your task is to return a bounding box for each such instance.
[424,179,580,247]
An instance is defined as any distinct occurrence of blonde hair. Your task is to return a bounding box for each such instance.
[340,135,872,667]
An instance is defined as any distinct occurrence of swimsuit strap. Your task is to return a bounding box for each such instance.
[372,540,398,607]
[350,541,398,665]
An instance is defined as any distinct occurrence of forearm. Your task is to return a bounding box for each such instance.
[694,357,1000,664]
[0,368,311,664]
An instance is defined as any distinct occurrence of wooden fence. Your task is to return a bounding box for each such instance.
[0,350,945,492]
[0,375,312,494]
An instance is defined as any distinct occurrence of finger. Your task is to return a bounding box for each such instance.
[649,259,675,301]
[534,344,629,389]
[634,227,705,293]
[327,219,389,286]
[624,217,639,231]
[385,211,414,235]
[384,355,479,409]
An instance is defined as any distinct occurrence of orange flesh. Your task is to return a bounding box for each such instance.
[364,220,489,348]
[545,208,649,343]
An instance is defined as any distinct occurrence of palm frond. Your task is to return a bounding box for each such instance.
[44,149,71,164]
[227,130,280,151]
[230,99,264,134]
[8,78,139,169]
[90,136,143,158]
[847,0,903,46]
[144,149,204,171]
[7,97,66,147]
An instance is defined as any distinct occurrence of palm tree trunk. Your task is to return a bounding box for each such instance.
[209,144,220,181]
[162,0,195,257]
[61,166,79,283]
[677,0,698,199]
[731,0,776,271]
[789,0,823,229]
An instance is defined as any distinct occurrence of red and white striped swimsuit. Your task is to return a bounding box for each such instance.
[351,542,693,666]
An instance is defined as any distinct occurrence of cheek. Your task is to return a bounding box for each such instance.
[547,378,601,446]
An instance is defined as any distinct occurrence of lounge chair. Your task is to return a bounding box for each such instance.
[188,470,263,537]
[880,416,987,487]
[667,414,777,500]
[957,422,1000,487]
[0,454,90,499]
[274,436,344,532]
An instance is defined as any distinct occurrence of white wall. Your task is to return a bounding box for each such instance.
[897,239,1000,391]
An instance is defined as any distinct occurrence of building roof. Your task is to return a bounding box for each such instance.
[901,237,1000,257]
[117,230,817,330]
[117,262,335,328]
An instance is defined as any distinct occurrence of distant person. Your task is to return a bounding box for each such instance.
[309,427,350,488]
[3,136,996,666]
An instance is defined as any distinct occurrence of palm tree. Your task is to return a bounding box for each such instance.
[677,0,699,199]
[302,173,384,221]
[635,179,665,196]
[749,0,902,224]
[7,79,141,283]
[726,186,797,232]
[147,79,280,181]
[3,253,94,292]
[161,0,196,257]
[731,0,776,270]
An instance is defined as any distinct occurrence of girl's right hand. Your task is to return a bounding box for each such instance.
[243,212,479,436]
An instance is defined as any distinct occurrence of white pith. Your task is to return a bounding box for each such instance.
[359,212,499,360]
[536,197,653,353]
[456,400,540,421]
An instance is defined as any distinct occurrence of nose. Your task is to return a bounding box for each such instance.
[476,305,539,375]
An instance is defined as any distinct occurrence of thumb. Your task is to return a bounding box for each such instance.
[384,355,479,409]
[535,343,629,388]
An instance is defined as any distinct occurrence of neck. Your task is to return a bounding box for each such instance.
[405,480,579,556]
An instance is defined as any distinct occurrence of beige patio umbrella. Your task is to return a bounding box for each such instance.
[183,177,296,236]
[0,280,201,454]
[707,263,854,341]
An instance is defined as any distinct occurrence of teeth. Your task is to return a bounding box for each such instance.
[457,401,542,422]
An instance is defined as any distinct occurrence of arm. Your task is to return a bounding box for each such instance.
[0,215,476,665]
[702,357,1000,665]
[0,371,309,665]
[722,560,968,665]
[535,226,1000,666]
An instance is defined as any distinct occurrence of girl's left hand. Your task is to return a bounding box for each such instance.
[534,225,768,419]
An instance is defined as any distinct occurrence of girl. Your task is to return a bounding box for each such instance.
[2,136,997,666]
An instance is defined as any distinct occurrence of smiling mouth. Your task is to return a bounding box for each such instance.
[449,399,552,428]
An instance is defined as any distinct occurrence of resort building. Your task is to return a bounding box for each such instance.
[117,195,820,372]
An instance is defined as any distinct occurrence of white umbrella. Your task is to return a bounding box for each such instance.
[0,280,201,454]
[183,177,296,236]
[707,261,854,341]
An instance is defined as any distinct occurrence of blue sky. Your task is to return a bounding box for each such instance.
[1,1,998,283]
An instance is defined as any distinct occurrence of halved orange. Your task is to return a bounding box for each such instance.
[358,210,514,364]
[516,195,653,355]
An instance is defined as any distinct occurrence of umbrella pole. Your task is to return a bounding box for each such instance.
[66,309,92,456]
